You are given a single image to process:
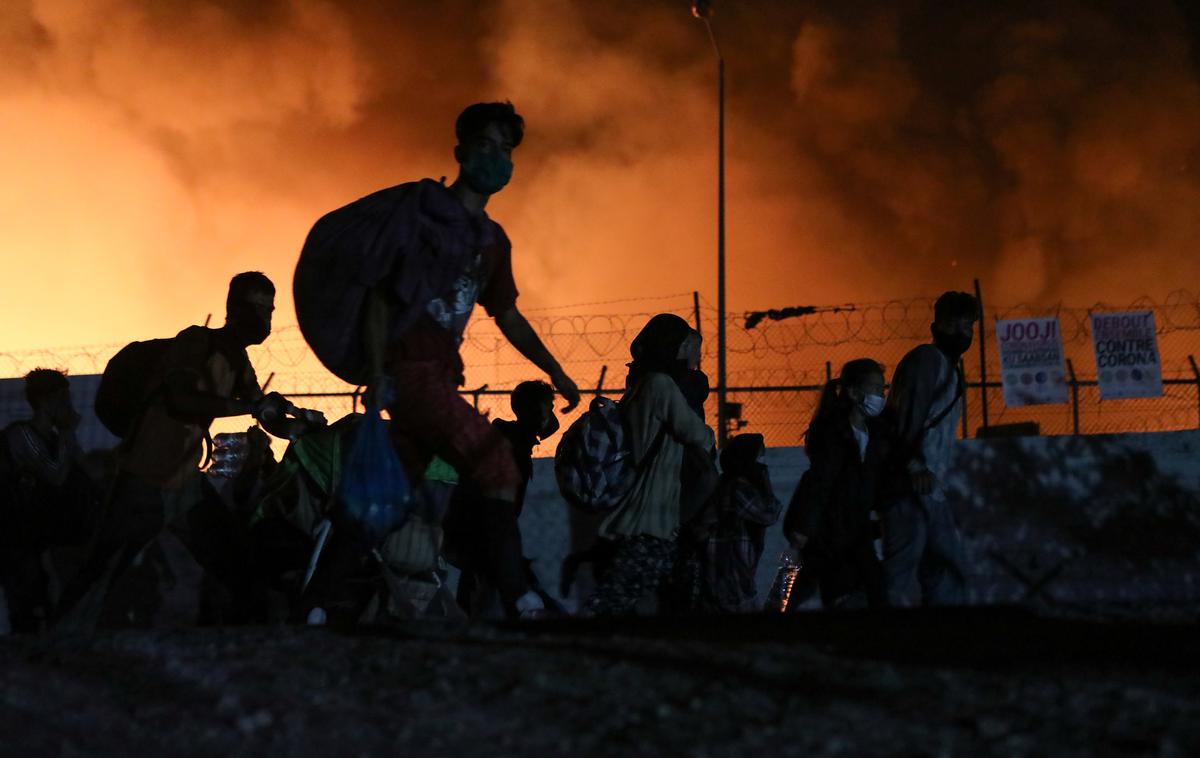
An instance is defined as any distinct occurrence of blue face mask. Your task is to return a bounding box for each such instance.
[860,394,886,418]
[461,148,514,195]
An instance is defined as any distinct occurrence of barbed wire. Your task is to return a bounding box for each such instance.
[4,291,1200,447]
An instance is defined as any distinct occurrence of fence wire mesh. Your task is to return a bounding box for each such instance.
[3,290,1200,448]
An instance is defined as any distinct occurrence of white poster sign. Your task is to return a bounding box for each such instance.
[996,317,1069,407]
[1090,311,1163,400]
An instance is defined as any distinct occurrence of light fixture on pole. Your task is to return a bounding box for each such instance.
[691,0,729,447]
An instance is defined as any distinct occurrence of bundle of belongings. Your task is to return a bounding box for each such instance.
[249,414,463,624]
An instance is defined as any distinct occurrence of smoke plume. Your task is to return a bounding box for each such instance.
[1,0,1198,357]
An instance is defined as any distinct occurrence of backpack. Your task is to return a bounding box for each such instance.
[95,328,242,441]
[94,338,175,438]
[554,396,665,513]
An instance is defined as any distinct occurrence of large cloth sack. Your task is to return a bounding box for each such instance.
[293,179,474,385]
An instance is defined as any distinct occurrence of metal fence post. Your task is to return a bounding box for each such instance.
[1066,359,1080,435]
[1189,355,1200,429]
[825,361,832,384]
[470,384,489,411]
[960,360,969,439]
[974,279,989,435]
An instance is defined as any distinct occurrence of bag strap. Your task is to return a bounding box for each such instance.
[894,363,964,479]
[196,329,252,471]
[125,329,229,470]
[635,425,668,471]
[922,364,965,436]
[121,383,166,452]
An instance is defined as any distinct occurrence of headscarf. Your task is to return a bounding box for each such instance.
[628,314,694,383]
[627,313,709,417]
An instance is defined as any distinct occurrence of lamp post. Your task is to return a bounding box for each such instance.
[692,0,728,447]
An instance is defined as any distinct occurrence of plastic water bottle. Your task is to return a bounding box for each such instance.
[210,432,248,478]
[767,550,802,612]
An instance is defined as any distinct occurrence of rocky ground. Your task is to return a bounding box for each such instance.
[1,608,1198,757]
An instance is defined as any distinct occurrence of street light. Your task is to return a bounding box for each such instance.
[692,0,729,447]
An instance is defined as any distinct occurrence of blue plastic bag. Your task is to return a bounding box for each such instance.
[338,409,412,545]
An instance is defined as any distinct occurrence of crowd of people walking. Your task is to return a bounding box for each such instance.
[0,102,978,633]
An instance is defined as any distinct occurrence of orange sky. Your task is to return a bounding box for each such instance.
[3,0,1200,362]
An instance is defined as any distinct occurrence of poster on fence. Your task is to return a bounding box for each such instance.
[1090,311,1163,400]
[995,317,1069,407]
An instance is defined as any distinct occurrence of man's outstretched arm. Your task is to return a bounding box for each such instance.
[494,306,581,411]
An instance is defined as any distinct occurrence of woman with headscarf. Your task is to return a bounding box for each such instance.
[692,433,782,613]
[584,314,715,616]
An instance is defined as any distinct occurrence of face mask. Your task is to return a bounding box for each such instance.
[228,304,271,346]
[677,369,711,408]
[539,413,561,440]
[860,394,886,418]
[461,149,514,195]
[932,327,973,358]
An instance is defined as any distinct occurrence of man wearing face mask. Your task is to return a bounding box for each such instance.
[879,291,979,607]
[57,272,326,632]
[296,102,581,619]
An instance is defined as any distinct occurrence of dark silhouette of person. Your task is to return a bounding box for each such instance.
[585,314,715,616]
[880,291,978,606]
[56,272,325,632]
[785,359,888,609]
[296,102,581,619]
[443,380,560,618]
[694,433,782,613]
[0,369,96,632]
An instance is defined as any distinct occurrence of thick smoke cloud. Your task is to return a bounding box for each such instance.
[1,0,1198,355]
[781,1,1200,304]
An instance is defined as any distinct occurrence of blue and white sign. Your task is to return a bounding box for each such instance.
[1090,311,1163,400]
[996,317,1069,407]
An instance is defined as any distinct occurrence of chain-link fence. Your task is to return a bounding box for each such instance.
[4,289,1200,448]
[720,288,1200,445]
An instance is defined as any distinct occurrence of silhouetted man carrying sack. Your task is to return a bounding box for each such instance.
[57,273,326,632]
[295,102,581,619]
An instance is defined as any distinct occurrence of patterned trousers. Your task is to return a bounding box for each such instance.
[584,534,679,617]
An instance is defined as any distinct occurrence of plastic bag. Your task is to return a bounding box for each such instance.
[337,409,412,545]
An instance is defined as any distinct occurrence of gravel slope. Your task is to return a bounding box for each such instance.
[2,611,1198,757]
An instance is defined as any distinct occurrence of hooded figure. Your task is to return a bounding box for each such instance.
[629,314,692,376]
[585,314,715,617]
[627,314,710,417]
[627,315,717,526]
[695,433,782,613]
